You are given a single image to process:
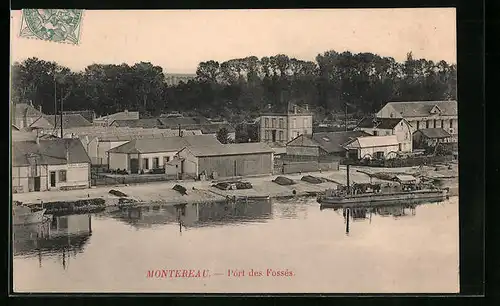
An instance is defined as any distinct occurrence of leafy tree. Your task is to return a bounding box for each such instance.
[11,51,457,122]
[216,127,230,144]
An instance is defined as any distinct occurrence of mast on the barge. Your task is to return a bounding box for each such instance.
[346,163,351,195]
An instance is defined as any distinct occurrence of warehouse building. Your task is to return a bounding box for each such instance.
[167,143,274,179]
[107,135,220,174]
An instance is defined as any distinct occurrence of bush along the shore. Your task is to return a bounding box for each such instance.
[31,198,106,215]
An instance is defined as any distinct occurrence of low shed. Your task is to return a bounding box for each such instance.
[174,143,274,179]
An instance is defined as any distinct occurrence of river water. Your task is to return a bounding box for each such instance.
[12,197,459,293]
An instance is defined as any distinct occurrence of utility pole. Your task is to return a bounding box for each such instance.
[54,74,57,135]
[345,102,348,132]
[60,86,64,138]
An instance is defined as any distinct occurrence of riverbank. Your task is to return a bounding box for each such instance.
[13,164,459,208]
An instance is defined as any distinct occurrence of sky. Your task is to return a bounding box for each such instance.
[10,9,456,74]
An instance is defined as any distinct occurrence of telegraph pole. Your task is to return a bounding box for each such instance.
[60,86,64,138]
[345,102,348,132]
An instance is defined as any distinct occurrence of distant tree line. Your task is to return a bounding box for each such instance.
[11,51,456,123]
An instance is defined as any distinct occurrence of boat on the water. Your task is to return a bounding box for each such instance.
[12,203,47,226]
[317,164,448,208]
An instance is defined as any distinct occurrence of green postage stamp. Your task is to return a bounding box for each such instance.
[19,9,84,45]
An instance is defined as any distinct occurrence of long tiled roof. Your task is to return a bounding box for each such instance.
[381,101,457,117]
[95,111,140,122]
[183,123,236,134]
[12,138,91,166]
[44,114,92,129]
[13,103,43,118]
[356,117,405,129]
[415,128,452,139]
[28,116,53,129]
[286,131,370,153]
[110,119,163,128]
[158,116,212,128]
[108,135,221,154]
[185,142,274,157]
[344,135,399,149]
[62,126,203,142]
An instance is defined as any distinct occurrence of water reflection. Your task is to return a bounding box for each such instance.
[321,203,420,235]
[273,197,310,220]
[13,214,93,268]
[109,199,273,229]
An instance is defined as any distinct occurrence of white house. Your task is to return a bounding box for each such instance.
[375,101,458,140]
[343,135,400,160]
[107,135,221,174]
[12,138,91,193]
[354,117,413,153]
[63,126,200,166]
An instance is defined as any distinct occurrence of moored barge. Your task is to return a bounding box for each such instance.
[317,164,448,208]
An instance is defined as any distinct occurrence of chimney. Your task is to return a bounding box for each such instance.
[38,105,42,113]
[124,109,128,113]
[304,104,309,111]
[178,124,182,137]
[36,130,40,145]
[293,105,298,114]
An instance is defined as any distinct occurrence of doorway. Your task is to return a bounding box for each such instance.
[50,171,56,187]
[130,158,139,174]
[34,176,41,192]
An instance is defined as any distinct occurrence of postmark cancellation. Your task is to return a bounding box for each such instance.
[19,9,84,45]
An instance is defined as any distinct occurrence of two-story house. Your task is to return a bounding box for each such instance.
[375,101,458,141]
[259,103,313,145]
[354,117,413,153]
[11,103,52,130]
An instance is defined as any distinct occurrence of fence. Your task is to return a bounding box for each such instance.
[342,154,455,168]
[91,167,204,186]
[91,167,176,186]
[274,155,340,174]
[280,154,341,163]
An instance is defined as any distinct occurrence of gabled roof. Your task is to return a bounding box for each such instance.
[184,142,274,157]
[28,116,53,129]
[13,103,43,118]
[344,135,399,149]
[380,101,457,118]
[44,114,92,129]
[286,130,371,153]
[356,117,406,130]
[415,128,452,139]
[12,138,91,166]
[62,110,96,123]
[108,135,221,154]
